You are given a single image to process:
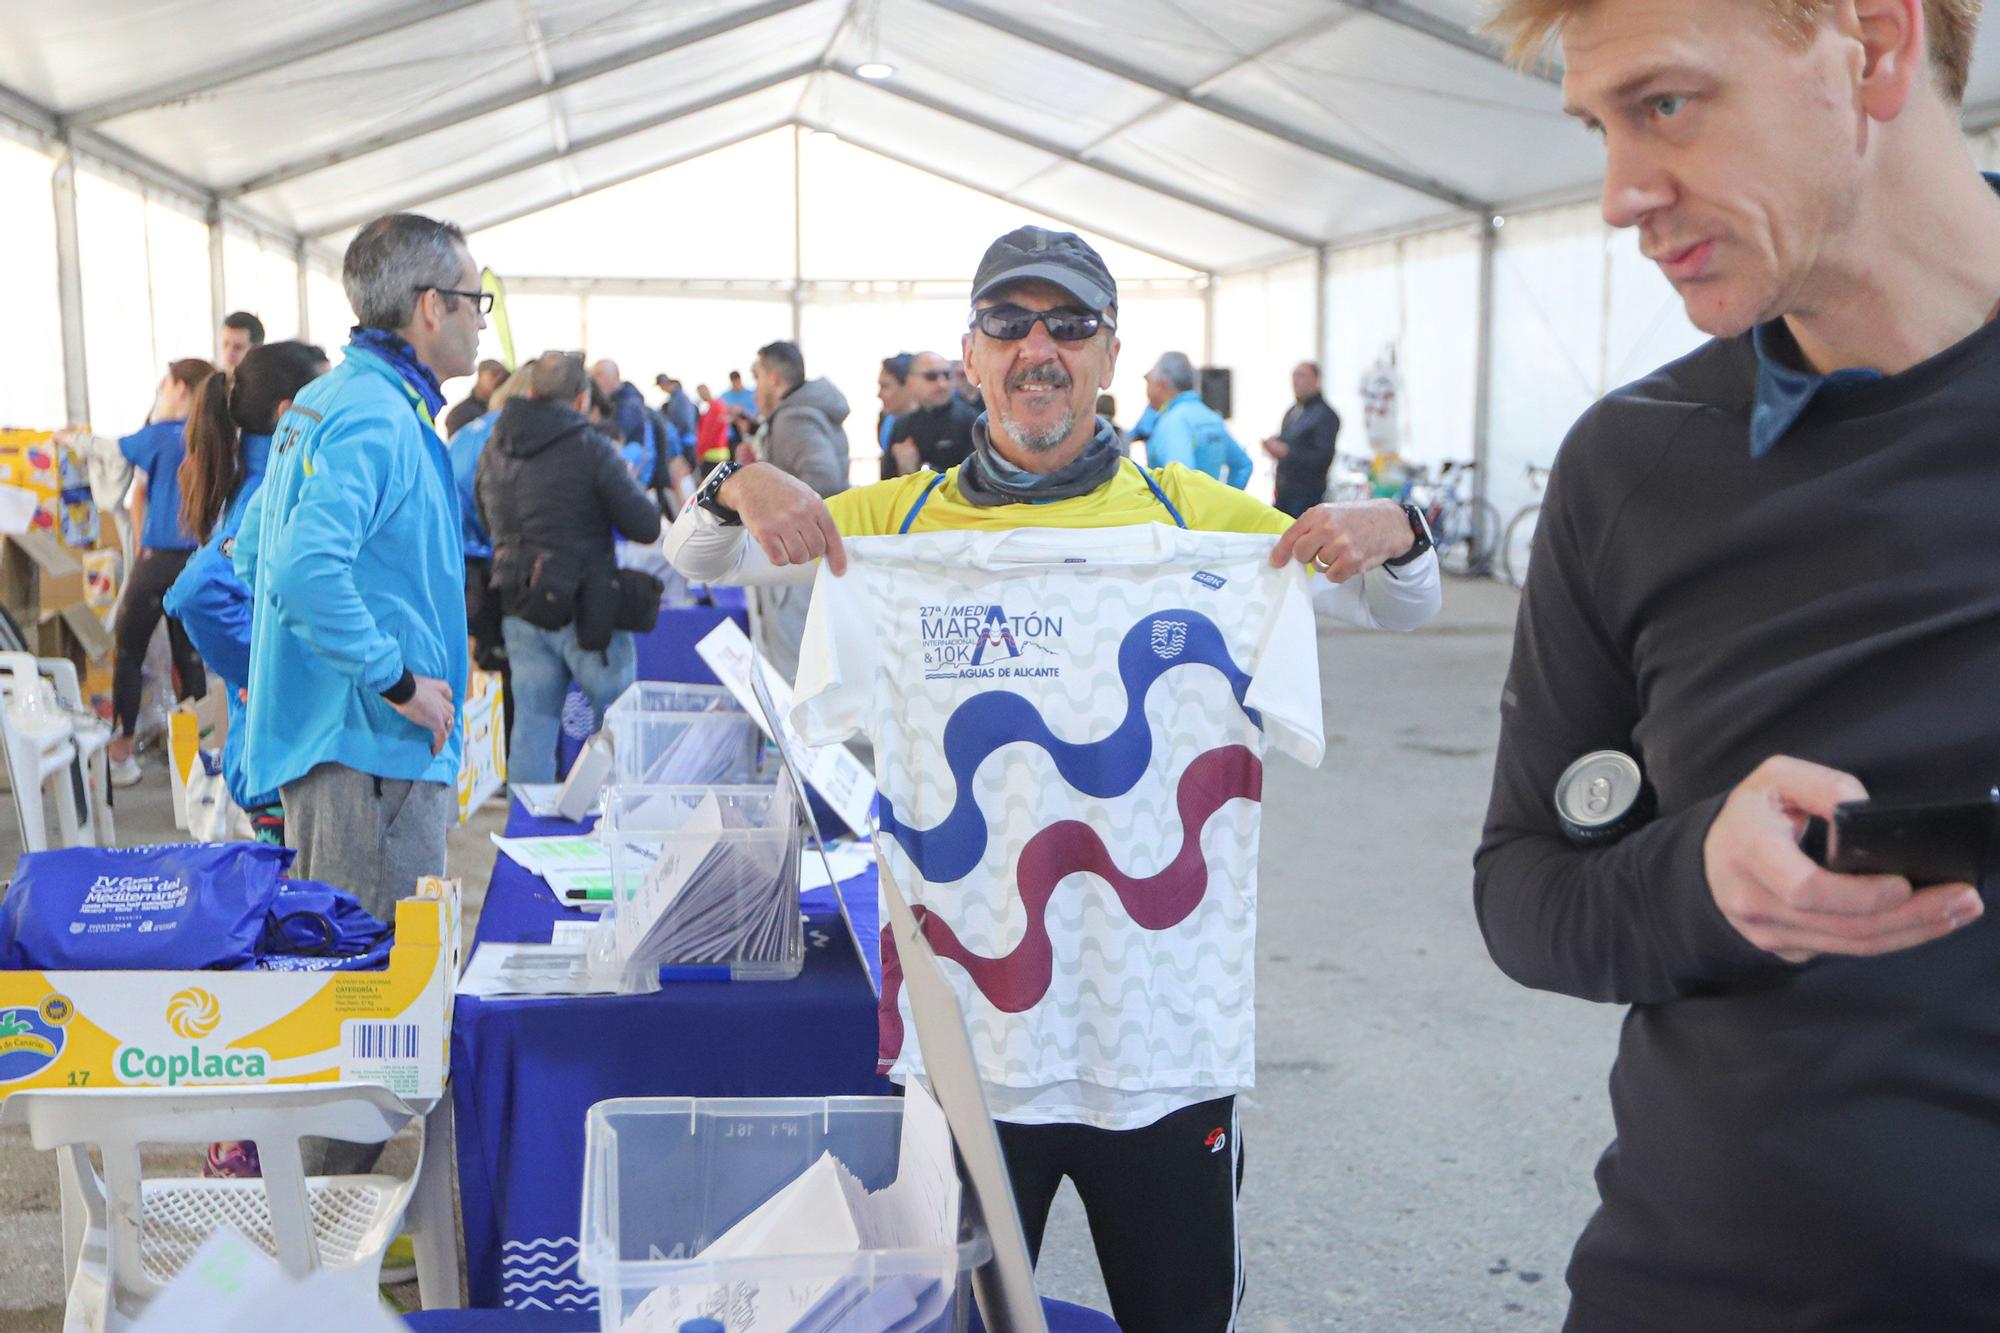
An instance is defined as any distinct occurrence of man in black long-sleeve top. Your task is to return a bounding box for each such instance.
[1477,0,2000,1326]
[1263,360,1340,516]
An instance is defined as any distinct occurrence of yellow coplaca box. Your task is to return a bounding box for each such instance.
[0,879,460,1104]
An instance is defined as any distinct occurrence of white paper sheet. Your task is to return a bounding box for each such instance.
[800,841,874,892]
[511,782,602,819]
[696,619,877,836]
[455,942,621,997]
[132,1226,405,1331]
[490,832,612,879]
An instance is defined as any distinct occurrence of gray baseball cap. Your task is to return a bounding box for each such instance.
[971,226,1118,314]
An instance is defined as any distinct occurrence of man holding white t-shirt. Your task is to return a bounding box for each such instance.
[663,225,1440,1330]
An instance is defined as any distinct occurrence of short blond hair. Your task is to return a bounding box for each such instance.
[1487,0,1981,103]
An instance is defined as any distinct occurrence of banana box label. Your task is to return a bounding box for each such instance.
[0,880,459,1103]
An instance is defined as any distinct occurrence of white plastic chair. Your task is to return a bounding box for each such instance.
[2,1084,428,1332]
[31,654,114,844]
[0,652,84,851]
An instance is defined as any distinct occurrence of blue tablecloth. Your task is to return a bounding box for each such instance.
[556,592,750,775]
[405,1296,1119,1330]
[453,799,887,1313]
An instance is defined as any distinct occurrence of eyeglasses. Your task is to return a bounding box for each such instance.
[415,285,495,315]
[969,304,1113,342]
[918,370,952,381]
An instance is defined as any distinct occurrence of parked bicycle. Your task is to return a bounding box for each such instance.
[1500,463,1551,588]
[1407,460,1499,578]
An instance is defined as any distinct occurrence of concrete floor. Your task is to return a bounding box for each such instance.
[0,576,1626,1330]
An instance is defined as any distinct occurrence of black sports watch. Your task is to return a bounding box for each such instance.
[696,460,744,526]
[1383,502,1434,568]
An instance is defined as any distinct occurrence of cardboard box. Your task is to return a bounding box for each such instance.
[457,669,507,823]
[3,531,84,625]
[0,879,461,1104]
[0,431,95,548]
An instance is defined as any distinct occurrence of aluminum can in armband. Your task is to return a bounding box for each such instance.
[1555,750,1655,846]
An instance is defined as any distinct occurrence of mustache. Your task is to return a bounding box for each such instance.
[1006,363,1072,391]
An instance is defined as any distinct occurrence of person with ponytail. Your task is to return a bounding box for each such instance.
[164,341,328,837]
[109,358,216,787]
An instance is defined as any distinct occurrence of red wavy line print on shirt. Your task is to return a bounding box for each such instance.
[878,743,1262,1068]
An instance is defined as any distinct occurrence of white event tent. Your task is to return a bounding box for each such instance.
[7,0,2000,519]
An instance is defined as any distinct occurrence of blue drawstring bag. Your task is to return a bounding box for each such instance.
[251,879,393,972]
[0,843,295,971]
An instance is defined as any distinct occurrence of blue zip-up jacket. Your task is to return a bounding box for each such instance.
[1144,390,1253,488]
[448,409,497,559]
[162,434,274,810]
[236,346,468,797]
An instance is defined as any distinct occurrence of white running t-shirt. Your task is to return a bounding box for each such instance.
[792,525,1325,1129]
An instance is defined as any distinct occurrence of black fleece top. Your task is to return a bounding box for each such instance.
[1476,308,2000,1329]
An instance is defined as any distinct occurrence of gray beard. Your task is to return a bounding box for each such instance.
[997,405,1075,454]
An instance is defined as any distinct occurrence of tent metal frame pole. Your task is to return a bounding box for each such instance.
[65,0,491,128]
[51,142,90,427]
[1338,0,1561,83]
[1313,245,1330,371]
[796,120,1212,275]
[836,71,1324,250]
[224,0,814,199]
[791,126,805,342]
[308,62,818,237]
[208,204,228,361]
[1201,276,1217,367]
[1472,217,1498,534]
[295,240,312,342]
[921,0,1491,214]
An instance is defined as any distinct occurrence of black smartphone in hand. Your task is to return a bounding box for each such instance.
[1820,789,2000,886]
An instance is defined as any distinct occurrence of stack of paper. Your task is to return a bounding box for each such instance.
[623,1080,962,1333]
[626,709,759,786]
[611,788,801,976]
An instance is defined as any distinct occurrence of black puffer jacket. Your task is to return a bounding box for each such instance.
[475,395,662,627]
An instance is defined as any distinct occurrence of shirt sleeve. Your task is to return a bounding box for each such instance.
[1243,563,1326,766]
[1222,430,1254,489]
[163,536,253,691]
[262,406,409,692]
[118,424,161,472]
[789,559,878,745]
[1168,465,1440,631]
[1473,441,1776,1006]
[1147,410,1197,471]
[659,474,920,585]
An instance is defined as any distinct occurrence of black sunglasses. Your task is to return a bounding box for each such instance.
[969,304,1114,342]
[918,369,952,381]
[415,285,495,315]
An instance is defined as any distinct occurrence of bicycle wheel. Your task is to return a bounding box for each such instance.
[1440,499,1502,577]
[1502,503,1541,588]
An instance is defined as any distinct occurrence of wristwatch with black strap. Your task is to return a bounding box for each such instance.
[696,460,744,526]
[1383,502,1434,569]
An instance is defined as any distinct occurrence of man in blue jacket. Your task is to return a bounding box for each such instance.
[1142,351,1252,488]
[237,211,483,922]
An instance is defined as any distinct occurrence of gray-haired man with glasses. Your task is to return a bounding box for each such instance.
[238,211,486,929]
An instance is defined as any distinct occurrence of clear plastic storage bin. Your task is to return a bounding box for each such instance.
[581,1096,990,1332]
[600,784,805,986]
[602,682,765,786]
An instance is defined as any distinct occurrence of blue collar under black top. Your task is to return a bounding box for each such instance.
[1747,170,2000,459]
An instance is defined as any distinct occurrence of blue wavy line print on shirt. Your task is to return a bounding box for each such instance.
[878,609,1261,885]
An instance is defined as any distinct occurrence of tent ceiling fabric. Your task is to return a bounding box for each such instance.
[7,0,2000,270]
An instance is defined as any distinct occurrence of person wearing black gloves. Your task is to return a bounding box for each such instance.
[1476,0,2000,1326]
